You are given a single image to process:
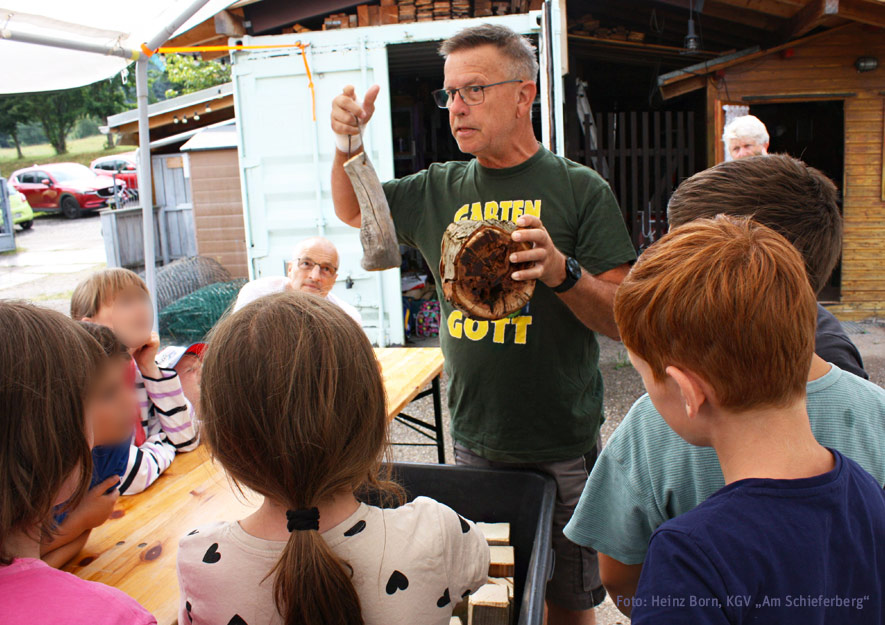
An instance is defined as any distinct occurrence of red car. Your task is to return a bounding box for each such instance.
[11,163,124,219]
[90,151,139,189]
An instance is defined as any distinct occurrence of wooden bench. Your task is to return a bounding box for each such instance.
[65,347,445,625]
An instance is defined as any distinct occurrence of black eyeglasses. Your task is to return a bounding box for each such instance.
[296,258,337,278]
[431,80,523,109]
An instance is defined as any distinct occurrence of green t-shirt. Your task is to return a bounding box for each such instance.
[383,145,636,462]
[563,365,885,564]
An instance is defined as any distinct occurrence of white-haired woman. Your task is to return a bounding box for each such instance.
[723,114,769,161]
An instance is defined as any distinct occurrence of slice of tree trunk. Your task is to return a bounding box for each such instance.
[344,152,402,271]
[440,219,536,320]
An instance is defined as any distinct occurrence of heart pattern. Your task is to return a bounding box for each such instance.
[385,570,409,595]
[458,515,470,533]
[185,601,193,623]
[437,588,451,607]
[227,616,248,625]
[462,589,473,599]
[202,543,221,564]
[187,529,199,536]
[344,520,367,536]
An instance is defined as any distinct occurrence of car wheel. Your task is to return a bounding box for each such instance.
[18,220,33,230]
[61,195,80,219]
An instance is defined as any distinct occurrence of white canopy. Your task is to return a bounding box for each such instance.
[0,0,239,329]
[0,0,235,94]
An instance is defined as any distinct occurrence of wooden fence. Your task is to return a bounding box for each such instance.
[581,110,696,250]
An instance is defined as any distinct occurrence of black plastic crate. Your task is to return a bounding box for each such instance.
[386,462,556,625]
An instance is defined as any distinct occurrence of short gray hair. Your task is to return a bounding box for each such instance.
[723,115,769,146]
[439,24,539,82]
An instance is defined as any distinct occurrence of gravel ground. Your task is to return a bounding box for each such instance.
[3,215,883,625]
[0,211,106,314]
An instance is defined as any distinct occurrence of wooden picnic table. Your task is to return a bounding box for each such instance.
[64,347,444,625]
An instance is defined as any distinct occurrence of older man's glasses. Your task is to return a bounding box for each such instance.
[297,258,337,278]
[431,80,523,109]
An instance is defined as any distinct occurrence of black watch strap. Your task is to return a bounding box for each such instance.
[552,256,581,293]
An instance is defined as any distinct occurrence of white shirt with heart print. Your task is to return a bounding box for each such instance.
[176,497,490,625]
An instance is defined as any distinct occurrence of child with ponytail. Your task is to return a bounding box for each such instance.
[177,291,489,625]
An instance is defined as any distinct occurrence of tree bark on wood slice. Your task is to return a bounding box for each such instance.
[440,219,536,320]
[343,152,402,271]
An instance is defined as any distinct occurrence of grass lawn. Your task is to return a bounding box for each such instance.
[0,135,137,177]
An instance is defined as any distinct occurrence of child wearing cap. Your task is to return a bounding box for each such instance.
[157,343,204,416]
[613,216,884,624]
[71,269,199,496]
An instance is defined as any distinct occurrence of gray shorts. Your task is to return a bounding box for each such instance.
[453,441,606,612]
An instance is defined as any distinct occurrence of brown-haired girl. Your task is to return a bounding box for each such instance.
[177,291,489,625]
[0,301,155,625]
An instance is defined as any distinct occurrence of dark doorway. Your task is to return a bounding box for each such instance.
[750,101,844,301]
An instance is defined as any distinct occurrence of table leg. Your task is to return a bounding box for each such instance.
[432,376,445,464]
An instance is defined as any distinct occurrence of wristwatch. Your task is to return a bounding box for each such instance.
[552,256,582,293]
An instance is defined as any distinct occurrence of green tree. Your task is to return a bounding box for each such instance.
[163,55,230,99]
[23,89,87,155]
[85,77,128,148]
[0,95,30,159]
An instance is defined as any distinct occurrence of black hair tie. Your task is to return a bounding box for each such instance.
[286,507,320,532]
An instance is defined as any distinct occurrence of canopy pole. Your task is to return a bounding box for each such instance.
[145,0,214,51]
[0,28,137,59]
[135,57,158,331]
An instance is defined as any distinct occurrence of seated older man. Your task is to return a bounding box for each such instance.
[723,114,769,160]
[233,236,362,324]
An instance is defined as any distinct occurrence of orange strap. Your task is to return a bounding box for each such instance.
[296,42,316,121]
[156,43,307,53]
[150,41,316,121]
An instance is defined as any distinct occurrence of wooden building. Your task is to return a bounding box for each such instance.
[658,20,885,320]
[180,123,249,278]
[156,0,885,320]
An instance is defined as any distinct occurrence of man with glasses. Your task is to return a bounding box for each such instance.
[330,24,635,625]
[233,236,362,324]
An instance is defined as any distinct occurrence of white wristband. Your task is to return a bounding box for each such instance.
[335,131,362,153]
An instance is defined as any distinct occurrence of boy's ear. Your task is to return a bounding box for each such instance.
[80,316,92,323]
[665,366,708,420]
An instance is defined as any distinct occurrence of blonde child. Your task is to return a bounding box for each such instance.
[0,301,155,624]
[177,291,489,625]
[71,268,198,495]
[41,322,139,568]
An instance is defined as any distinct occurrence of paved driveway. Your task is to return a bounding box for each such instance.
[0,212,107,314]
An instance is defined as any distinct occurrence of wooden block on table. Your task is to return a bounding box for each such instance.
[488,576,514,600]
[476,522,510,546]
[382,0,396,4]
[369,4,381,25]
[468,583,510,625]
[489,545,514,577]
[450,617,464,625]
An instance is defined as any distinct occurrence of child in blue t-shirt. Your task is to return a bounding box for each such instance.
[41,322,138,568]
[612,216,884,625]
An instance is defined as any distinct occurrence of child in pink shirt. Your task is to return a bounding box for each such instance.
[0,301,155,625]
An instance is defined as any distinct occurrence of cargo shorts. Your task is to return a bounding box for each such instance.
[453,439,606,612]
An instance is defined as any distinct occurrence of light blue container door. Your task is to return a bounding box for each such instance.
[232,36,401,346]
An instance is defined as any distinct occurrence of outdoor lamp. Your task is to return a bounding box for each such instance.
[855,56,878,72]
